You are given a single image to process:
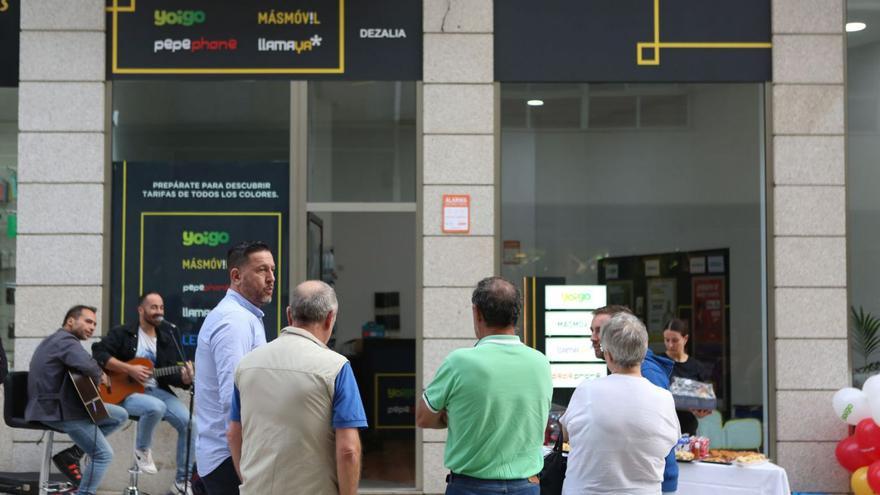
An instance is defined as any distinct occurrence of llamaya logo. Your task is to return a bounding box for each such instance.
[182,231,230,247]
[155,10,206,27]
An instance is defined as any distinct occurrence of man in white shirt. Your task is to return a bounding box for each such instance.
[195,241,275,495]
[560,312,680,495]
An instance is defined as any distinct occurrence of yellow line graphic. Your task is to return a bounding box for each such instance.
[106,0,135,13]
[120,160,128,324]
[636,0,772,66]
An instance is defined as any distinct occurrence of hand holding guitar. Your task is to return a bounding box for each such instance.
[127,362,153,385]
[181,361,194,385]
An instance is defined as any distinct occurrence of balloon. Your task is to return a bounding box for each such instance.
[865,375,880,399]
[858,419,880,451]
[835,387,872,425]
[869,461,880,493]
[839,436,875,472]
[853,466,876,495]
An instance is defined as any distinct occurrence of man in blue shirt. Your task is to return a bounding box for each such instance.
[227,281,367,495]
[195,241,276,495]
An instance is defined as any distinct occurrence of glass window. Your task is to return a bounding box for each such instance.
[308,82,416,203]
[0,88,15,367]
[307,81,418,488]
[847,5,880,385]
[307,212,416,488]
[110,81,291,344]
[113,81,289,162]
[502,83,767,448]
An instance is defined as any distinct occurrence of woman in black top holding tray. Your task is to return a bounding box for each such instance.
[663,318,713,435]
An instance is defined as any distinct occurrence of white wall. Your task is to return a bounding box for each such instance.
[501,84,765,407]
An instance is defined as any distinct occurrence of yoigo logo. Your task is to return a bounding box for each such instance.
[182,231,230,247]
[155,9,206,27]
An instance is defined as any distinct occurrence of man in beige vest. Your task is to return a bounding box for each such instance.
[227,281,367,495]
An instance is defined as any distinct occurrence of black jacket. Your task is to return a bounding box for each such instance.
[91,322,189,393]
[27,329,103,422]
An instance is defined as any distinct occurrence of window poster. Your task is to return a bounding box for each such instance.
[692,276,725,344]
[646,278,676,335]
[110,161,290,357]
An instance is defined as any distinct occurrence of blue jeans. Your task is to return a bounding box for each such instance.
[44,403,128,495]
[122,387,196,481]
[445,474,540,495]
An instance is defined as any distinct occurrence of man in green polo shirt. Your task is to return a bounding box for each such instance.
[417,277,552,495]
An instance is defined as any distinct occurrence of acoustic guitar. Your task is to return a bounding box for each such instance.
[68,371,110,423]
[99,357,184,404]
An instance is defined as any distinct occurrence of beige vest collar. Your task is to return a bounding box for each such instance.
[280,326,329,349]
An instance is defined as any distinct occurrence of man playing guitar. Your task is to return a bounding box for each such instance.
[26,305,128,495]
[92,292,195,495]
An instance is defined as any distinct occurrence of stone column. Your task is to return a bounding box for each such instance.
[772,0,849,492]
[421,1,495,492]
[14,0,105,468]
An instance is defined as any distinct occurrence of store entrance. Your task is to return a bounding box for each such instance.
[305,211,417,487]
[110,79,419,489]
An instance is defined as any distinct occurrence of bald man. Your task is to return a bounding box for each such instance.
[227,281,367,495]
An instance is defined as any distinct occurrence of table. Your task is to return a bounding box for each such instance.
[677,460,791,495]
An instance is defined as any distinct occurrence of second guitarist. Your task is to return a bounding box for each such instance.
[92,292,196,495]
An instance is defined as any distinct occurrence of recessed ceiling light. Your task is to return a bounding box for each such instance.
[527,99,544,106]
[847,22,867,33]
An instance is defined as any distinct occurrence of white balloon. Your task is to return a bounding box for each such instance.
[833,387,871,425]
[865,375,880,399]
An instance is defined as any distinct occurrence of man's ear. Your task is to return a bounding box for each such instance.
[472,305,483,323]
[324,310,336,331]
[286,306,293,326]
[230,267,241,285]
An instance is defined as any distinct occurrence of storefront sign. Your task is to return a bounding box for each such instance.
[110,161,290,357]
[495,0,771,82]
[545,337,595,362]
[545,285,606,311]
[551,363,606,388]
[545,311,592,337]
[106,0,421,79]
[442,194,470,233]
[0,0,18,87]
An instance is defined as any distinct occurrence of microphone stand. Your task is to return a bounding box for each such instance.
[167,323,195,495]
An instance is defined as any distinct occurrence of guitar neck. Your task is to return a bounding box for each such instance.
[152,365,182,378]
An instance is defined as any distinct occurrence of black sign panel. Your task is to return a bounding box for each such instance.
[111,161,290,358]
[495,0,771,82]
[374,373,415,429]
[0,0,18,87]
[107,0,421,80]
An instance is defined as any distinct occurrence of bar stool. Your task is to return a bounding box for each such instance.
[122,415,142,495]
[3,371,73,495]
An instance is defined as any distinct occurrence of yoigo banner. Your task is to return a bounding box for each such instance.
[110,161,290,357]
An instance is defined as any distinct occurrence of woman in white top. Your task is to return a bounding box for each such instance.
[560,313,680,495]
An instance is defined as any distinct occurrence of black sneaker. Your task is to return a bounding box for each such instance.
[52,445,84,487]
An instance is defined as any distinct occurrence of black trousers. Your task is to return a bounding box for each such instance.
[201,457,240,495]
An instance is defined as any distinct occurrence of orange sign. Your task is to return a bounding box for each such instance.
[442,194,470,234]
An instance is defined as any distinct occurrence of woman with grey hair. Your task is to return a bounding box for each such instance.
[559,313,680,494]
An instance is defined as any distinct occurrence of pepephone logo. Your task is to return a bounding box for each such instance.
[182,231,230,247]
[155,9,206,27]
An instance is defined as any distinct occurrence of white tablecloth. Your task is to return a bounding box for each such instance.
[677,461,791,495]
